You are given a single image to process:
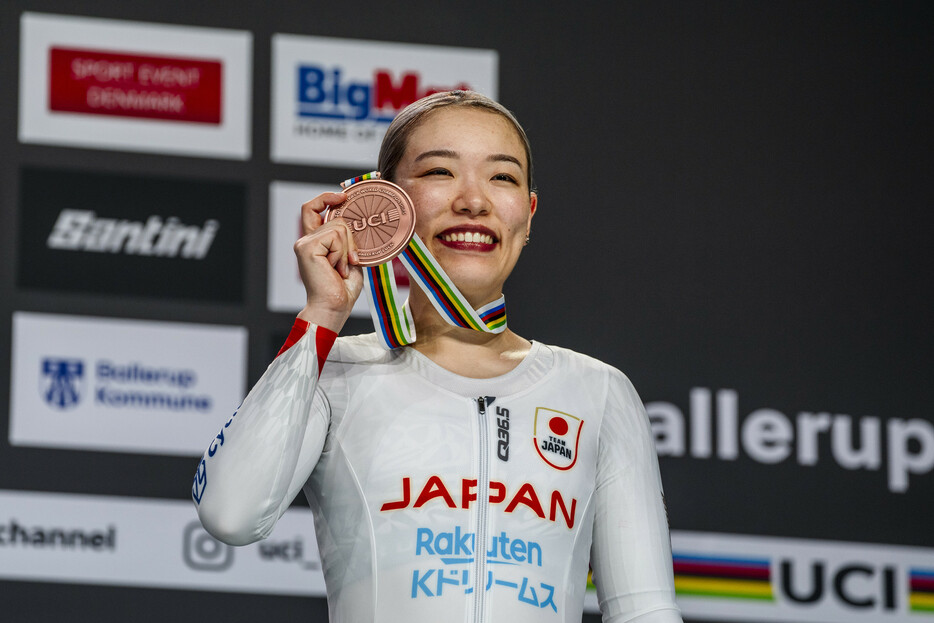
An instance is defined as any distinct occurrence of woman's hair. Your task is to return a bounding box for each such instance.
[377,90,534,190]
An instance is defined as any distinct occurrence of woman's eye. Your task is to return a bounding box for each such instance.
[423,168,451,176]
[492,173,518,183]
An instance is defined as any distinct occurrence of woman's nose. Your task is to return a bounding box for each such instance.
[451,178,491,216]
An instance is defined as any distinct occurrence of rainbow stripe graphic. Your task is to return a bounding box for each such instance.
[400,238,484,331]
[673,553,774,601]
[365,261,412,349]
[398,234,506,333]
[362,235,507,349]
[477,298,507,331]
[910,568,934,613]
[346,174,507,350]
[340,171,379,188]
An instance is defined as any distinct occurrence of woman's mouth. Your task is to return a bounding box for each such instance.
[437,227,498,251]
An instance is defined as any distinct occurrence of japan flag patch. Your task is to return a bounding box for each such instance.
[533,407,583,470]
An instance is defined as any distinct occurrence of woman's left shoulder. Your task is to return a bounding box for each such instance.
[536,343,640,409]
[538,344,648,438]
[539,341,632,382]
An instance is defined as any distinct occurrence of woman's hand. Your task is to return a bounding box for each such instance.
[294,192,364,332]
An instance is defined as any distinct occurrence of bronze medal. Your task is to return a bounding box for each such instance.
[325,179,416,267]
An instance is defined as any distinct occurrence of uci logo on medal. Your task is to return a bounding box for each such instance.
[40,357,86,409]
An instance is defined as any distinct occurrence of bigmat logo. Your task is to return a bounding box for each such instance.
[9,312,246,456]
[271,35,497,167]
[667,531,934,622]
[19,13,251,159]
[268,181,409,317]
[18,167,245,303]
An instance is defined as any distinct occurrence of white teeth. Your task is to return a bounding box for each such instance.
[441,232,494,244]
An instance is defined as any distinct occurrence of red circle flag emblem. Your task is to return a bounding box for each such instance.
[549,417,569,436]
[534,408,584,470]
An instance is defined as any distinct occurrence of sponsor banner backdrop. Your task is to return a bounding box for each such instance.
[0,489,324,595]
[645,387,934,496]
[6,488,930,623]
[19,12,251,159]
[268,181,410,317]
[18,167,246,303]
[271,34,497,167]
[9,312,247,456]
[669,531,934,623]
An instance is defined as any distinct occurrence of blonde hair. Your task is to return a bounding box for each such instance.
[377,90,534,190]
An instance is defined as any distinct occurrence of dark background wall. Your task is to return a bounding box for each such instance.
[1,1,931,622]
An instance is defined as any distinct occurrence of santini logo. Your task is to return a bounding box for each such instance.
[47,209,218,259]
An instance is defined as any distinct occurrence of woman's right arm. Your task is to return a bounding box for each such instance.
[192,192,363,545]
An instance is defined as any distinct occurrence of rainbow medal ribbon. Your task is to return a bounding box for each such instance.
[342,173,507,349]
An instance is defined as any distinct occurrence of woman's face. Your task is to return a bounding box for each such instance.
[393,107,537,306]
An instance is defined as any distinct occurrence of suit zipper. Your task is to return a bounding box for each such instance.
[473,396,490,623]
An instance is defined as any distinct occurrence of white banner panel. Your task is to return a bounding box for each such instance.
[0,489,324,595]
[19,12,252,159]
[268,181,409,318]
[271,34,497,167]
[669,531,934,622]
[4,491,931,621]
[9,312,247,456]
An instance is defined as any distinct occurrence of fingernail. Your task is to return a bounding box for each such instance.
[350,250,359,263]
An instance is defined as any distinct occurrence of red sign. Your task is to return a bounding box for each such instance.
[48,47,223,124]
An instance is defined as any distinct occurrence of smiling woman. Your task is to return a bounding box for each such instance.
[390,105,537,362]
[193,91,683,623]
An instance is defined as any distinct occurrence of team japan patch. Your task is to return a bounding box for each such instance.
[533,408,583,470]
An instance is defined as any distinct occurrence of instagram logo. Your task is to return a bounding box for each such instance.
[183,521,233,571]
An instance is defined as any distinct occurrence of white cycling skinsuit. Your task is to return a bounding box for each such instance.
[193,320,683,623]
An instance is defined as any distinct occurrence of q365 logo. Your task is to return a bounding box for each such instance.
[40,357,86,409]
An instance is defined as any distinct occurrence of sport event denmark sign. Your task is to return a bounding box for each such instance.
[48,47,223,124]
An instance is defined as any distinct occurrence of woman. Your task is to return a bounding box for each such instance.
[194,91,682,623]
